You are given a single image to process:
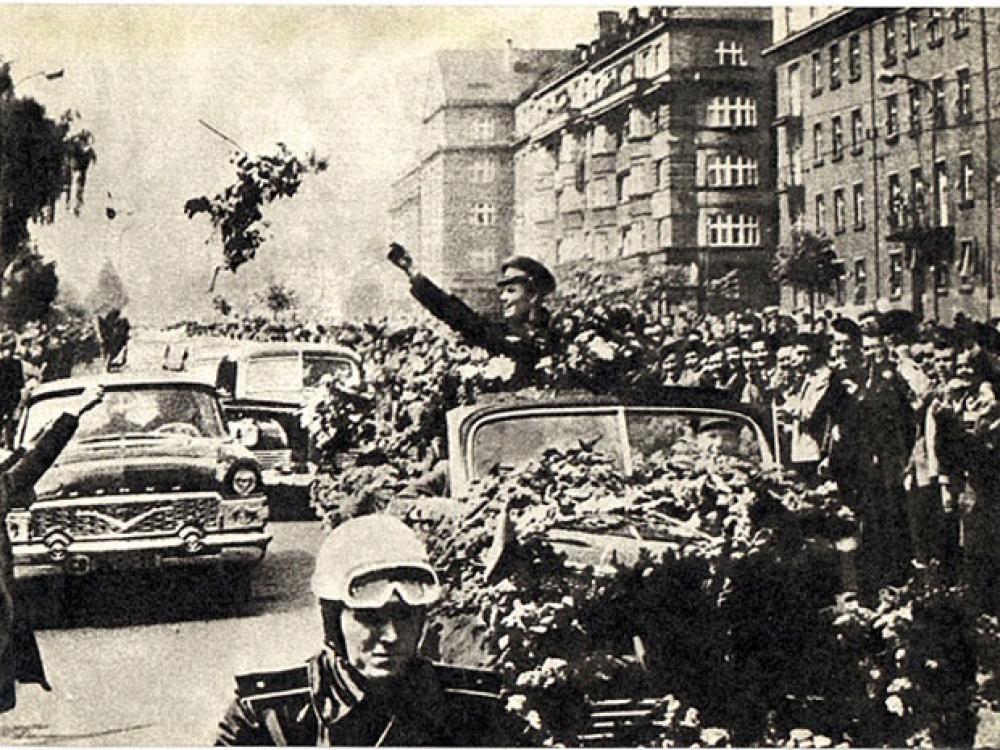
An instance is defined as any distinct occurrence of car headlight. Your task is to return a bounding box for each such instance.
[6,511,30,543]
[219,497,269,529]
[230,466,260,497]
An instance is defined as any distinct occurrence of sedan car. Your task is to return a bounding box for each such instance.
[8,374,272,579]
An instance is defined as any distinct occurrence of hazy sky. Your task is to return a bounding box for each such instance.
[0,4,602,324]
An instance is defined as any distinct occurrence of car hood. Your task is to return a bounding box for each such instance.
[34,434,237,500]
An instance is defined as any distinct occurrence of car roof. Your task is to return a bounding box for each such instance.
[186,339,359,362]
[28,372,218,399]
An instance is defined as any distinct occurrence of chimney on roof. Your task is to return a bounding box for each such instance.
[649,7,662,24]
[575,43,589,64]
[597,11,620,42]
[504,38,514,71]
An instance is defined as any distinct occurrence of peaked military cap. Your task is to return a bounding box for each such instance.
[497,256,556,297]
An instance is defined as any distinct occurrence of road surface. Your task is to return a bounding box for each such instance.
[0,517,325,746]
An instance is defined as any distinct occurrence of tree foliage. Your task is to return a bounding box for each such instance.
[183,144,328,276]
[0,61,96,283]
[85,258,129,315]
[255,281,297,321]
[773,230,840,297]
[0,247,58,326]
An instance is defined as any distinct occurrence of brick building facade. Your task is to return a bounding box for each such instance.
[390,48,572,312]
[513,7,776,310]
[766,7,1000,322]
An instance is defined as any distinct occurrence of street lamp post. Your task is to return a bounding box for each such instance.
[878,71,943,321]
[14,69,64,88]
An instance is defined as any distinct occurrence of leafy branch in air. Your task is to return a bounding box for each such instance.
[183,143,328,277]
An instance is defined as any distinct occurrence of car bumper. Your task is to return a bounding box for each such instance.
[13,530,272,579]
[262,465,315,488]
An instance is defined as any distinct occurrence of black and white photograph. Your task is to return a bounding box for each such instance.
[1,4,1000,746]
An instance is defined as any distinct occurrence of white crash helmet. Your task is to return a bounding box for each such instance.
[311,514,441,608]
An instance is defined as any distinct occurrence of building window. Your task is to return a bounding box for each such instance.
[885,94,899,141]
[884,17,898,65]
[811,51,822,94]
[959,238,980,285]
[906,10,920,56]
[813,122,824,165]
[834,188,847,233]
[716,40,746,67]
[829,43,841,89]
[908,85,922,134]
[957,67,972,121]
[936,159,950,225]
[936,262,951,290]
[889,252,904,299]
[853,182,865,229]
[911,166,927,224]
[787,62,802,117]
[959,152,975,207]
[932,76,946,127]
[707,214,759,247]
[854,258,867,304]
[815,193,826,232]
[851,108,864,154]
[952,7,969,38]
[472,116,495,141]
[888,172,902,227]
[617,172,631,203]
[831,117,844,160]
[471,157,495,184]
[927,8,944,48]
[469,201,496,226]
[834,261,847,306]
[706,96,757,127]
[848,34,862,81]
[705,153,759,187]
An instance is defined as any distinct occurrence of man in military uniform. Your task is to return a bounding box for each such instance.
[0,384,104,712]
[215,514,523,746]
[388,243,556,388]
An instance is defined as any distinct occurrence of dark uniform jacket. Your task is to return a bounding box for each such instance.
[0,413,80,712]
[410,274,554,387]
[215,653,523,746]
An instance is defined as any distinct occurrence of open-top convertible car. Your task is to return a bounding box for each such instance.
[8,373,272,578]
[186,341,361,487]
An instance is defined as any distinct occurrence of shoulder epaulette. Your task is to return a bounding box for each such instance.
[433,662,503,699]
[235,664,310,706]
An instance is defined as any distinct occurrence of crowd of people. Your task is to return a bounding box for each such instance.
[179,249,1000,615]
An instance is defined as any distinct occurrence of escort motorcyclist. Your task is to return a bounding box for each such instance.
[215,514,523,746]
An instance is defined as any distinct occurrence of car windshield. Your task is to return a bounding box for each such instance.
[471,411,624,478]
[21,386,225,445]
[303,354,360,389]
[469,408,764,479]
[242,353,358,399]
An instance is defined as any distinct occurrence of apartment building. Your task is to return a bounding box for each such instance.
[765,7,1000,321]
[513,7,776,309]
[390,47,573,312]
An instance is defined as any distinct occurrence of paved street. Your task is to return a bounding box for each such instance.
[0,517,325,746]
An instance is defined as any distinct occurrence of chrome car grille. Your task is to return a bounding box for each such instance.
[30,494,221,540]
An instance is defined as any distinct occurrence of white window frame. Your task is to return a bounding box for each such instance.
[960,151,975,204]
[472,116,495,141]
[469,201,496,226]
[705,153,759,187]
[715,40,746,67]
[707,96,757,127]
[706,214,760,247]
[833,188,847,233]
[471,157,496,184]
[853,182,865,228]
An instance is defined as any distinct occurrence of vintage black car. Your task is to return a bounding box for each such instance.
[187,341,361,487]
[7,374,271,578]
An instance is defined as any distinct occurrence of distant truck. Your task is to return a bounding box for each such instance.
[184,341,362,487]
[9,374,271,580]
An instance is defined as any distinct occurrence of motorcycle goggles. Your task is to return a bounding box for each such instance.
[345,564,441,609]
